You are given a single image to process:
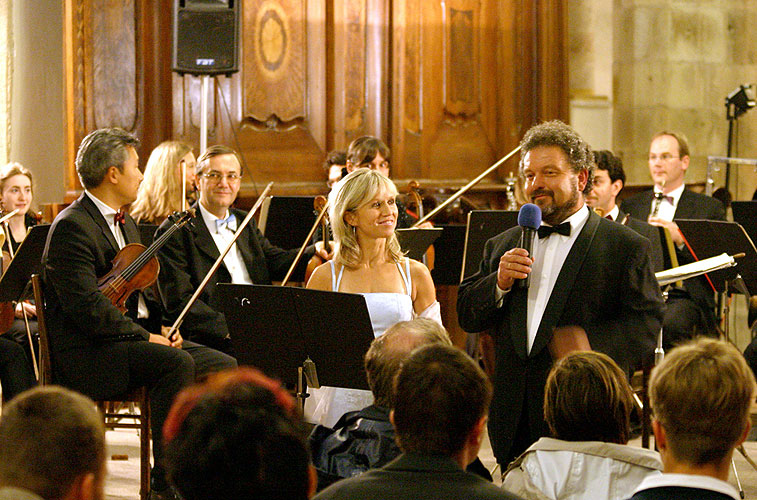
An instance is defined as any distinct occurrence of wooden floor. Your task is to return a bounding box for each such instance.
[103,427,757,500]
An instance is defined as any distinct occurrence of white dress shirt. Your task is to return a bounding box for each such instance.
[652,183,685,222]
[198,203,253,285]
[84,191,148,318]
[632,472,740,500]
[525,205,589,353]
[607,204,620,221]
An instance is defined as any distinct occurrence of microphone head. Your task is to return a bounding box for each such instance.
[518,203,542,230]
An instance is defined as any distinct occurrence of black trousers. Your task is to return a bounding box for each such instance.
[0,335,36,401]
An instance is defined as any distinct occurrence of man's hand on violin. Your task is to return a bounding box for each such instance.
[14,301,36,319]
[161,325,184,349]
[315,241,337,260]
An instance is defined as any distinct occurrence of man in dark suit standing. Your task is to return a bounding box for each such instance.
[156,145,329,354]
[586,150,665,272]
[621,132,725,346]
[457,120,664,468]
[42,128,235,500]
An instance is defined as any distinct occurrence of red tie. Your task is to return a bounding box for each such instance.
[114,209,125,225]
[606,214,614,220]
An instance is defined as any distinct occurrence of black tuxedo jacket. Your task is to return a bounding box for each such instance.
[616,209,665,273]
[155,203,313,344]
[621,188,725,315]
[41,194,152,398]
[457,209,664,462]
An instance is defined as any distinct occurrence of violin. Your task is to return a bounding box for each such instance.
[98,210,193,313]
[0,209,21,333]
[304,196,331,283]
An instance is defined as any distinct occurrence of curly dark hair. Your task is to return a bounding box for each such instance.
[519,120,594,194]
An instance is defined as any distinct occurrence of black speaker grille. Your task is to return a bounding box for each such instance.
[174,9,238,75]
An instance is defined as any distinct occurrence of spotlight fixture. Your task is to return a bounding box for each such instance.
[726,84,756,119]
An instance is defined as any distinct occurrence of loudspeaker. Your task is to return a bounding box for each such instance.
[172,0,239,76]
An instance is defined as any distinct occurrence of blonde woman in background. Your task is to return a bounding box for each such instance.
[130,140,196,224]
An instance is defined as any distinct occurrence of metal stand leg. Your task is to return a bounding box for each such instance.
[732,457,745,499]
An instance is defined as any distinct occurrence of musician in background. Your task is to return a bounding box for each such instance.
[42,128,234,500]
[324,149,347,189]
[586,150,664,272]
[621,132,725,346]
[0,163,39,378]
[457,120,664,468]
[130,140,197,225]
[156,145,331,355]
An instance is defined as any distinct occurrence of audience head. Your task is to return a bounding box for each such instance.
[130,140,195,223]
[163,368,314,500]
[76,127,140,191]
[365,319,452,407]
[648,131,690,190]
[323,149,347,188]
[346,136,390,177]
[329,168,403,268]
[649,338,754,469]
[544,351,634,445]
[195,145,244,217]
[392,344,492,462]
[0,386,106,500]
[0,162,34,216]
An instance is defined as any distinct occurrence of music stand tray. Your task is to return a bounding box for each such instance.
[396,227,442,261]
[675,219,757,295]
[258,196,317,249]
[216,284,374,390]
[0,224,50,302]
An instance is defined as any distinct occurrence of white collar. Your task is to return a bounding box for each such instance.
[84,190,118,222]
[542,204,590,236]
[607,205,620,221]
[198,202,231,234]
[633,472,739,500]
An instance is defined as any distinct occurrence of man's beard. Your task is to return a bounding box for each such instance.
[532,178,581,226]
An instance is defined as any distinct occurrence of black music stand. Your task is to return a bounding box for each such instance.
[460,210,519,281]
[216,284,374,393]
[258,196,318,249]
[430,224,468,286]
[675,220,757,295]
[732,201,757,246]
[396,227,442,261]
[0,225,50,302]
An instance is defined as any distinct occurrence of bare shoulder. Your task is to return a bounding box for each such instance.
[306,261,333,290]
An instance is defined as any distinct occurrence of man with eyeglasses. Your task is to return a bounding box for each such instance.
[621,131,725,347]
[156,145,331,355]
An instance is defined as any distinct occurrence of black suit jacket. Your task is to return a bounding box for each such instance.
[456,209,664,462]
[616,209,665,273]
[41,194,152,398]
[155,203,313,344]
[313,453,520,500]
[621,188,726,318]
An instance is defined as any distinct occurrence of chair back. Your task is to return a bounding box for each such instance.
[31,274,53,385]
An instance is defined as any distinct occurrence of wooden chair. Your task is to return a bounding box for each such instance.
[32,274,151,500]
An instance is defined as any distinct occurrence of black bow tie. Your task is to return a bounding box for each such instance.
[537,221,571,239]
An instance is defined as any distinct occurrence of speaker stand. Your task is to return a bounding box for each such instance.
[200,75,211,153]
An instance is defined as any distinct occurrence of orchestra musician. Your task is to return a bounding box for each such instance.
[41,128,235,500]
[0,162,39,376]
[305,168,440,426]
[457,120,665,468]
[621,131,725,347]
[155,145,332,355]
[130,140,197,225]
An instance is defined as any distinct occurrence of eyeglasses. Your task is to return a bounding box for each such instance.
[201,171,242,183]
[648,153,680,162]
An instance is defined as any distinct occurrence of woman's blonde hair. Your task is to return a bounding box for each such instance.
[0,162,34,212]
[329,169,403,269]
[130,141,193,223]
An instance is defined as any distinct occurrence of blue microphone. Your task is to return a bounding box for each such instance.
[517,203,542,289]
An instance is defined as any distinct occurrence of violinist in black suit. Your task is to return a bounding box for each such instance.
[457,121,664,467]
[621,132,725,346]
[156,145,331,355]
[586,149,665,273]
[42,128,234,500]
